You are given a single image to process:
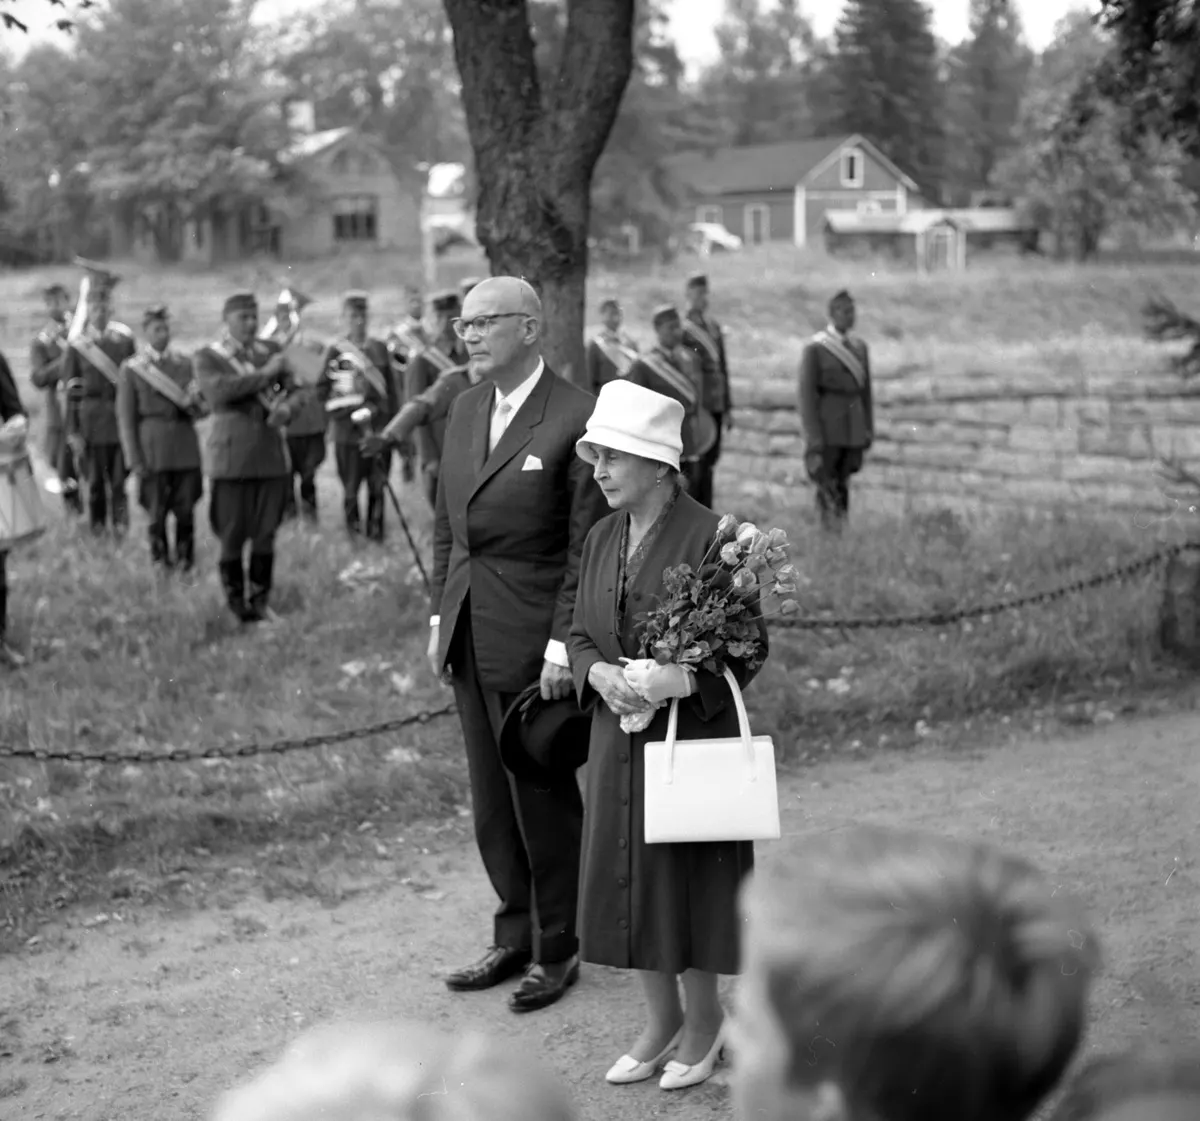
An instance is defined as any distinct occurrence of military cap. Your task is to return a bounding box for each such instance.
[223,292,258,316]
[830,288,854,304]
[599,297,620,312]
[431,289,461,313]
[75,257,120,299]
[42,282,69,299]
[458,276,483,297]
[652,304,681,328]
[685,273,708,289]
[343,290,369,310]
[143,303,169,325]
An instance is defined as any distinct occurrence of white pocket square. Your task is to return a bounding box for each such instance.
[521,454,543,472]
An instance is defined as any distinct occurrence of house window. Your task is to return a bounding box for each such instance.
[332,195,378,242]
[840,147,864,188]
[696,205,723,226]
[744,203,770,245]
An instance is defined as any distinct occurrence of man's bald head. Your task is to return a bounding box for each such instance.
[462,276,542,321]
[457,275,544,389]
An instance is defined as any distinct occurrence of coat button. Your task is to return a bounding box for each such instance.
[618,878,627,888]
[621,796,628,806]
[619,753,628,763]
[618,838,627,849]
[619,919,628,929]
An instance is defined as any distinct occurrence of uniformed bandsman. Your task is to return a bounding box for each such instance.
[116,304,206,571]
[405,289,467,508]
[317,291,399,541]
[29,283,82,514]
[626,305,718,506]
[585,297,639,394]
[60,263,137,536]
[194,292,298,624]
[797,289,874,530]
[458,276,483,301]
[385,286,427,485]
[359,361,478,463]
[682,273,733,487]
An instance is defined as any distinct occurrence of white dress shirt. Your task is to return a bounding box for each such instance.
[430,358,567,668]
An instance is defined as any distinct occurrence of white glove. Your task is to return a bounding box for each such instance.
[621,658,695,705]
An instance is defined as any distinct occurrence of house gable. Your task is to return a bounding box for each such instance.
[801,134,919,193]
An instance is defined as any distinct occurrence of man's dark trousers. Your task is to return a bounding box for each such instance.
[448,606,582,964]
[84,442,128,532]
[809,446,863,529]
[335,443,388,540]
[284,433,325,522]
[143,468,203,568]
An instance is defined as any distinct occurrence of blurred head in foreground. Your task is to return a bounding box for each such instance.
[1049,1048,1200,1121]
[734,824,1099,1121]
[211,1020,576,1121]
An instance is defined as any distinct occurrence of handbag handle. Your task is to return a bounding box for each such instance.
[661,665,758,786]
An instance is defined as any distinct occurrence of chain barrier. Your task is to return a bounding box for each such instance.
[3,542,1196,767]
[0,702,457,766]
[775,541,1198,631]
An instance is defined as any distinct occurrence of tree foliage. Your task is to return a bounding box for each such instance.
[826,0,944,196]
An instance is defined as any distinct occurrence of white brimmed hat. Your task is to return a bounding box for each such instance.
[576,381,684,472]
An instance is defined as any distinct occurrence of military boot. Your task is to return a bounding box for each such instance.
[219,558,248,621]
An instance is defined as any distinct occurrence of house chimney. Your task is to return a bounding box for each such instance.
[287,100,316,135]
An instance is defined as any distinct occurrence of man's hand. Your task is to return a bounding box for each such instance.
[266,403,291,429]
[426,624,441,679]
[587,662,652,717]
[359,433,387,457]
[540,659,573,702]
[804,449,825,481]
[260,354,286,380]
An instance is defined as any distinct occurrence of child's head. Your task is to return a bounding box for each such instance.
[211,1020,576,1121]
[1050,1049,1200,1121]
[733,824,1099,1121]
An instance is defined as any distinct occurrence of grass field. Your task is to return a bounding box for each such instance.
[1,245,1197,940]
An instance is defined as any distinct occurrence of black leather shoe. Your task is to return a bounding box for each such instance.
[508,956,580,1013]
[445,946,532,992]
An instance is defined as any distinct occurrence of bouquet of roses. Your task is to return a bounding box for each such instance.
[618,513,801,733]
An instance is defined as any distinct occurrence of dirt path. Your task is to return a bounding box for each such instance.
[2,712,1197,1121]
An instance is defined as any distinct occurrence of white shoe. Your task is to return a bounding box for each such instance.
[605,1027,684,1085]
[658,1026,726,1091]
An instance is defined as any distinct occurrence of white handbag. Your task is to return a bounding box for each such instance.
[643,666,781,845]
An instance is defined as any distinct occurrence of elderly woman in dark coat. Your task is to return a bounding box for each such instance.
[567,380,768,1093]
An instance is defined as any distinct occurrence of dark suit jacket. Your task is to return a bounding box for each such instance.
[431,365,608,694]
[61,323,138,445]
[194,337,294,480]
[797,335,874,450]
[116,349,202,473]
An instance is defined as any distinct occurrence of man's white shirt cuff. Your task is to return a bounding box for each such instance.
[544,640,569,667]
[430,615,440,627]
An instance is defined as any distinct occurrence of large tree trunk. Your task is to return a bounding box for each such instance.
[442,0,635,387]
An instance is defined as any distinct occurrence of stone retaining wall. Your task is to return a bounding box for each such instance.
[723,370,1200,512]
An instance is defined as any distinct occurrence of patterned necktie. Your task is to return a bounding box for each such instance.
[489,397,512,455]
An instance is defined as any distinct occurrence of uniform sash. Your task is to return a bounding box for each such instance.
[210,338,261,378]
[128,350,192,410]
[592,332,638,377]
[641,348,699,408]
[416,342,457,374]
[334,337,389,400]
[71,335,122,386]
[683,317,722,368]
[814,329,867,389]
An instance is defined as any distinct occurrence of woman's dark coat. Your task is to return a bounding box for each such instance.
[568,491,767,975]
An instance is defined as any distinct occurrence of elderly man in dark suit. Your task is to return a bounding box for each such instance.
[194,292,298,623]
[428,276,607,1014]
[797,289,874,530]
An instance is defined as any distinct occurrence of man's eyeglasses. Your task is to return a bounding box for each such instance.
[451,313,530,340]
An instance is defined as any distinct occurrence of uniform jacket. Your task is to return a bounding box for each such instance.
[193,336,293,480]
[683,309,731,416]
[797,332,874,450]
[116,347,202,473]
[29,322,68,431]
[431,366,608,694]
[406,338,467,469]
[61,322,137,445]
[585,330,639,395]
[317,336,397,445]
[383,365,474,448]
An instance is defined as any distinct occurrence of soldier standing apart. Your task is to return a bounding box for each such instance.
[798,289,874,530]
[406,290,467,509]
[626,306,717,506]
[317,291,398,541]
[29,283,82,515]
[681,273,732,508]
[60,265,136,537]
[116,304,206,571]
[585,298,639,395]
[194,293,297,624]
